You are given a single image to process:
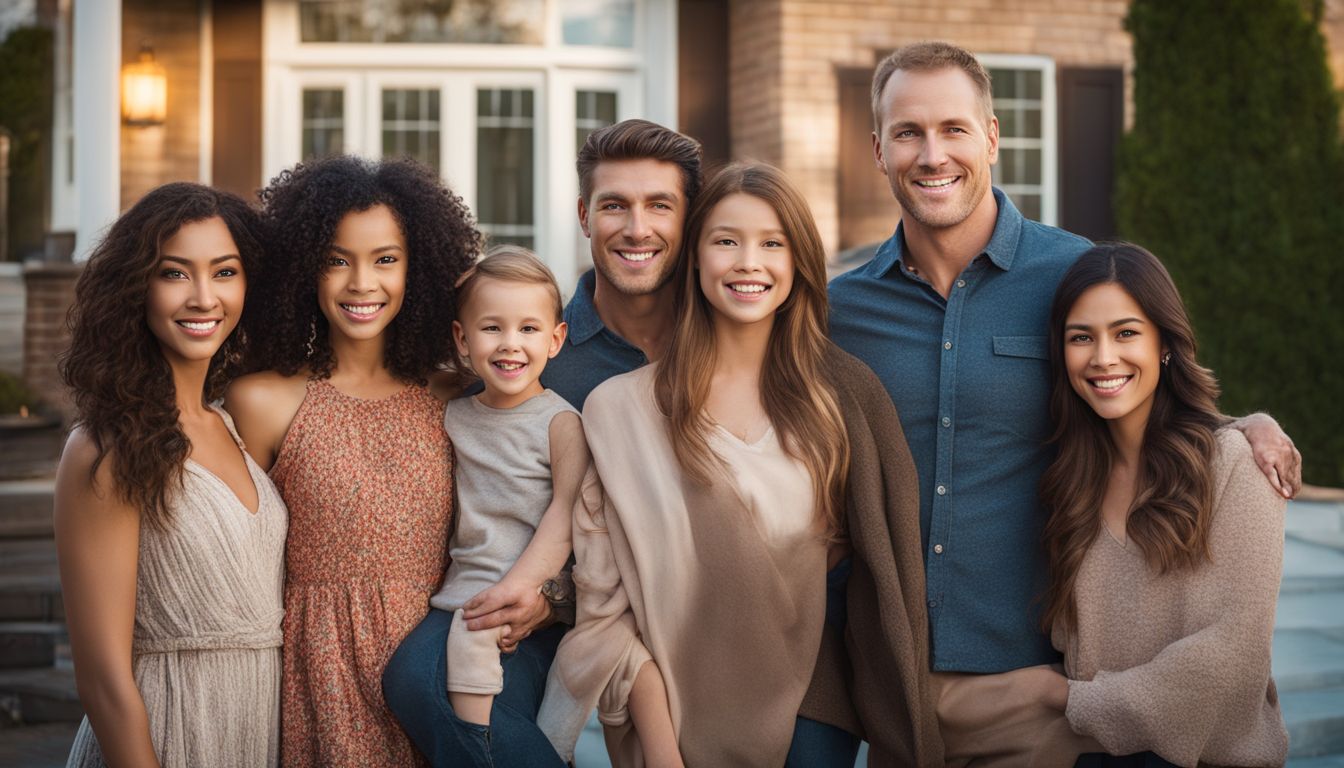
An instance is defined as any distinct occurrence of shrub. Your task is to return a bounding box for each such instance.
[1116,0,1344,485]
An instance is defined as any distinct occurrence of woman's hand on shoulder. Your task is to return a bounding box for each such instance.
[223,372,308,472]
[1229,412,1301,499]
[53,429,161,764]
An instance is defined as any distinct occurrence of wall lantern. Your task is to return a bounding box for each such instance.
[122,45,167,126]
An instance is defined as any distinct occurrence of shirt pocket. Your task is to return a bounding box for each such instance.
[992,335,1049,360]
[989,335,1051,442]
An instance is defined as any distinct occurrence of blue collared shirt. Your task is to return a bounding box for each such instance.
[542,270,649,410]
[829,189,1091,673]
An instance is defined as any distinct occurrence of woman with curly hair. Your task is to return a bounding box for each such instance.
[225,155,482,766]
[1035,243,1288,767]
[56,182,285,766]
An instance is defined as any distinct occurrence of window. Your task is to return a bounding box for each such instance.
[300,0,544,44]
[562,0,635,47]
[476,88,535,249]
[381,89,441,171]
[302,89,345,160]
[575,90,618,154]
[980,55,1057,225]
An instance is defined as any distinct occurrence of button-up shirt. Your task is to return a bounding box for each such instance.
[542,270,649,410]
[829,189,1091,673]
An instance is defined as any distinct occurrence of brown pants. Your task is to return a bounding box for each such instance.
[934,665,1104,768]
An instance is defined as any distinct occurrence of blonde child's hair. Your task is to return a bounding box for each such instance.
[455,245,563,324]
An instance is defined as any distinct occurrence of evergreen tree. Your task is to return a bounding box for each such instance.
[1117,0,1344,485]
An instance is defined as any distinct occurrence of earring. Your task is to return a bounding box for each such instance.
[1161,352,1171,366]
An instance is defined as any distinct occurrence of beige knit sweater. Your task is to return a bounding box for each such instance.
[1052,429,1289,767]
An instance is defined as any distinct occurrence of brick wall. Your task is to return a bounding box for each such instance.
[729,0,1134,254]
[22,264,80,416]
[120,0,202,210]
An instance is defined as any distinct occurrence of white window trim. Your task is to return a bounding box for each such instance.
[976,53,1057,226]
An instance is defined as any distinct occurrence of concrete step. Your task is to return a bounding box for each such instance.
[0,667,82,725]
[0,478,55,538]
[1274,628,1344,692]
[0,539,62,622]
[0,622,66,669]
[1283,685,1344,758]
[0,421,63,482]
[0,721,78,767]
[1288,755,1344,768]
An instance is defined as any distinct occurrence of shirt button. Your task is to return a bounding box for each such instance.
[928,599,938,608]
[956,279,966,288]
[943,341,952,350]
[936,484,947,495]
[934,544,944,554]
[941,416,951,427]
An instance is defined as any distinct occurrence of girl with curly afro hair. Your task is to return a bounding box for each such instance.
[225,155,481,766]
[57,182,287,766]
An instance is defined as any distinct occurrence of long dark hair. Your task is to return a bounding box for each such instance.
[59,182,264,530]
[1041,242,1227,633]
[653,163,849,539]
[246,155,482,382]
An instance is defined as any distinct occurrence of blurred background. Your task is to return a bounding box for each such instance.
[1,0,1342,765]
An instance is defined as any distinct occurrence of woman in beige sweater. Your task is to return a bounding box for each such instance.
[1036,242,1288,767]
[537,163,941,767]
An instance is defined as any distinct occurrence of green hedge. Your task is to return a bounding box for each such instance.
[1116,0,1344,486]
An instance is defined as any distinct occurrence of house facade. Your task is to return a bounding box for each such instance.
[19,0,1344,408]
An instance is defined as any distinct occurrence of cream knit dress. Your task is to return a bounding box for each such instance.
[67,408,287,768]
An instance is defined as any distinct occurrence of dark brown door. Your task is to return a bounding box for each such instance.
[837,67,899,251]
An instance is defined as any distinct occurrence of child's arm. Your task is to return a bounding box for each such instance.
[629,659,684,768]
[463,411,588,630]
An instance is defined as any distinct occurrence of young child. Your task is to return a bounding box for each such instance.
[428,246,589,728]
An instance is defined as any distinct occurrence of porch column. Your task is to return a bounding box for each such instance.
[73,0,122,261]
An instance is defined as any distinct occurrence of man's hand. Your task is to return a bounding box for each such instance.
[1233,413,1302,499]
[463,580,554,653]
[1040,668,1070,712]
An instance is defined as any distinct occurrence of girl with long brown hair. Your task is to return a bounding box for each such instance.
[56,182,286,766]
[537,163,940,767]
[1037,243,1288,767]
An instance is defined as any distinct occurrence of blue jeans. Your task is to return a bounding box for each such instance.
[382,608,567,768]
[786,715,861,767]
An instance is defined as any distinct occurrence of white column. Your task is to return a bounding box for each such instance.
[73,0,122,261]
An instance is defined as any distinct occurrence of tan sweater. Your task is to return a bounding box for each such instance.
[537,364,829,766]
[1053,429,1289,767]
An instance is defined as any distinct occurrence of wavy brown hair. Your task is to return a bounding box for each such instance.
[1041,242,1227,633]
[245,155,482,382]
[59,182,265,530]
[653,163,849,539]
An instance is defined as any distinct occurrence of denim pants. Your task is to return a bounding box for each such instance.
[786,715,862,767]
[382,608,567,768]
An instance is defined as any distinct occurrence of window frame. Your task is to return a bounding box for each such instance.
[976,53,1058,226]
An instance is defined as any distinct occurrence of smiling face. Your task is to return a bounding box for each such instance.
[317,204,408,344]
[579,158,686,297]
[696,193,796,332]
[873,66,999,233]
[1064,282,1167,436]
[453,277,567,410]
[145,216,246,367]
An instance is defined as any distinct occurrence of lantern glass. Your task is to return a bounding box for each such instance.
[122,50,166,126]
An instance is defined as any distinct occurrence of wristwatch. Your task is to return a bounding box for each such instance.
[541,567,576,625]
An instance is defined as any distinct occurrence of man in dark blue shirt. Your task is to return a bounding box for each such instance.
[828,41,1300,762]
[541,119,703,409]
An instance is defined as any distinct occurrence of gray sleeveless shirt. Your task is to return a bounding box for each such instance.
[430,389,578,611]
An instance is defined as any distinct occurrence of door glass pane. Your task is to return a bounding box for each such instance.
[562,0,635,47]
[300,0,544,44]
[575,90,618,155]
[382,89,440,171]
[302,88,344,160]
[477,88,535,249]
